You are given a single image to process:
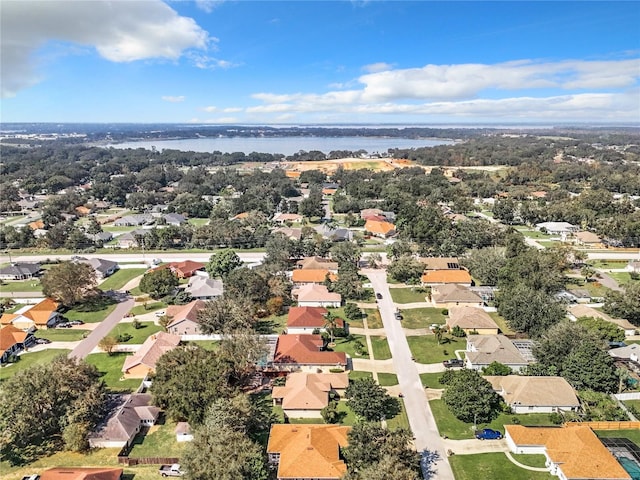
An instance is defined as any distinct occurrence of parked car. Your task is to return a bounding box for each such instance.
[159,464,184,477]
[155,310,166,317]
[69,320,84,326]
[475,428,503,440]
[376,293,383,300]
[56,322,72,329]
[395,313,403,320]
[442,359,464,368]
[35,338,52,344]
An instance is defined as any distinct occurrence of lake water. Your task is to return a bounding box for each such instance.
[109,136,454,156]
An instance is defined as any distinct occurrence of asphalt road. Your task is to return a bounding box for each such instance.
[367,271,455,480]
[68,297,134,360]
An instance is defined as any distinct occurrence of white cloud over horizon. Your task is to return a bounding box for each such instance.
[162,95,186,103]
[1,0,210,98]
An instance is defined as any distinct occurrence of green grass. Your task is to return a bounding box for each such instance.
[188,218,210,226]
[565,278,610,298]
[130,301,167,316]
[510,454,548,469]
[488,311,515,335]
[429,399,555,440]
[256,313,288,334]
[401,308,447,329]
[386,399,410,430]
[3,303,26,313]
[84,352,143,393]
[349,370,373,380]
[363,308,383,329]
[608,272,639,286]
[98,268,147,291]
[0,349,71,381]
[35,328,89,341]
[407,335,465,364]
[517,229,553,240]
[595,429,640,445]
[377,373,399,386]
[450,453,553,480]
[128,418,187,458]
[64,298,118,323]
[186,340,220,351]
[0,279,43,292]
[590,260,630,269]
[109,321,163,344]
[330,334,369,359]
[537,240,560,248]
[389,287,429,304]
[420,372,446,388]
[370,335,392,360]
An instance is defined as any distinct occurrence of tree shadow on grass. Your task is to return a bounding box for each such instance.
[73,295,117,312]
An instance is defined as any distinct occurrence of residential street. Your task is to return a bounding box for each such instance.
[67,298,134,360]
[366,271,455,480]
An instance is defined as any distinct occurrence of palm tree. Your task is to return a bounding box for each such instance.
[433,326,443,345]
[324,312,339,344]
[368,253,382,269]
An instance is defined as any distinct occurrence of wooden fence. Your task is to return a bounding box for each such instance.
[565,421,640,430]
[118,456,180,466]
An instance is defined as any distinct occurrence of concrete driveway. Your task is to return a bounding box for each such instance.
[367,271,454,480]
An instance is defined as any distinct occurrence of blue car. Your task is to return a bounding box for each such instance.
[475,428,502,440]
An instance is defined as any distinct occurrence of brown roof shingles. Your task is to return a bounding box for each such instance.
[274,335,346,366]
[122,331,180,374]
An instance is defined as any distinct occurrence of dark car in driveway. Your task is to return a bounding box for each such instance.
[35,338,52,344]
[56,322,72,329]
[376,293,383,300]
[442,359,464,368]
[475,428,502,440]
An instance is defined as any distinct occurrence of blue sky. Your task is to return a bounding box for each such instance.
[1,1,639,124]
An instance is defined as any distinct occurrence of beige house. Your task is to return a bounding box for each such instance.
[431,284,484,309]
[466,334,531,372]
[570,304,637,337]
[293,284,342,308]
[166,300,207,336]
[484,375,580,414]
[447,306,499,335]
[296,257,339,271]
[574,231,603,248]
[418,257,461,270]
[121,332,180,378]
[272,372,349,418]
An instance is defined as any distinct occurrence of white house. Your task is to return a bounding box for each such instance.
[175,422,193,442]
[465,335,531,372]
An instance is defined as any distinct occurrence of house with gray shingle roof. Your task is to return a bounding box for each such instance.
[465,334,530,372]
[0,262,41,280]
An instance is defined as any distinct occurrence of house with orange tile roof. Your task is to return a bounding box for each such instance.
[0,324,34,363]
[286,306,344,334]
[267,424,350,480]
[292,284,341,308]
[421,269,472,286]
[272,334,347,372]
[167,260,206,278]
[505,424,631,480]
[121,332,180,378]
[28,219,45,230]
[74,205,92,216]
[36,467,123,480]
[166,300,207,336]
[231,212,250,220]
[0,297,61,331]
[322,188,338,195]
[272,372,349,418]
[273,212,303,224]
[291,269,337,285]
[364,219,396,238]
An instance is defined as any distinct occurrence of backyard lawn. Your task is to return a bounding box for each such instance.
[130,301,167,316]
[595,429,640,445]
[0,349,71,381]
[450,453,553,480]
[330,335,369,359]
[401,308,446,329]
[187,218,210,226]
[85,352,143,393]
[99,268,147,291]
[488,311,515,335]
[377,372,398,386]
[128,418,187,458]
[407,335,465,364]
[35,328,88,341]
[0,279,43,292]
[109,321,163,344]
[389,288,429,304]
[256,313,288,334]
[64,298,118,323]
[370,335,392,360]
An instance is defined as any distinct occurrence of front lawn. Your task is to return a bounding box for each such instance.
[99,268,147,291]
[420,372,445,388]
[130,301,167,316]
[590,260,630,269]
[370,335,392,360]
[349,370,373,380]
[35,329,88,341]
[511,454,548,468]
[63,297,118,323]
[389,287,429,304]
[377,372,398,386]
[429,399,555,440]
[449,453,553,480]
[84,352,143,393]
[401,308,446,329]
[407,335,464,364]
[0,279,43,292]
[362,308,383,329]
[0,349,71,382]
[608,272,639,286]
[330,335,369,359]
[109,321,163,344]
[386,399,410,430]
[128,418,187,458]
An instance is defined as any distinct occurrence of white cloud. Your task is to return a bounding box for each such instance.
[1,0,209,97]
[362,62,394,73]
[162,95,185,103]
[201,106,218,112]
[195,0,224,13]
[187,53,238,70]
[223,107,243,113]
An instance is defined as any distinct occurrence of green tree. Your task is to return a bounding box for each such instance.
[493,197,516,224]
[330,241,362,270]
[441,369,501,423]
[224,267,270,306]
[345,377,400,421]
[206,249,242,278]
[139,268,179,299]
[344,454,420,480]
[41,261,97,307]
[577,316,625,342]
[386,256,425,283]
[344,303,363,321]
[181,425,268,480]
[461,247,506,286]
[604,282,640,326]
[481,361,512,376]
[204,394,273,441]
[197,296,255,334]
[321,400,341,424]
[497,284,565,336]
[562,341,619,393]
[324,311,340,344]
[331,264,366,300]
[533,321,600,372]
[98,335,118,355]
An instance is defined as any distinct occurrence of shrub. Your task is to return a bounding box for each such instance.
[549,412,563,425]
[441,309,449,316]
[329,368,345,373]
[117,333,133,343]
